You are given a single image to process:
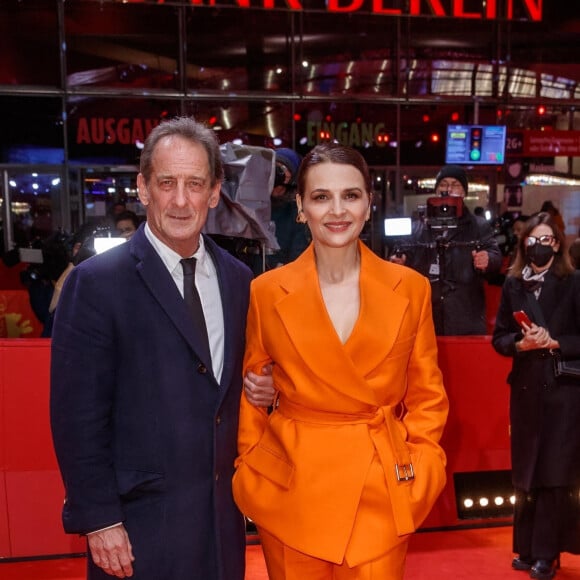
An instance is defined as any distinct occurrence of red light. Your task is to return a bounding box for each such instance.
[356,116,362,124]
[377,134,389,144]
[537,105,546,116]
[208,116,218,125]
[325,114,332,122]
[293,113,302,122]
[430,133,440,143]
[422,114,430,123]
[451,111,460,122]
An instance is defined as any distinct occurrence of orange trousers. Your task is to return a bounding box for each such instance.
[258,527,409,580]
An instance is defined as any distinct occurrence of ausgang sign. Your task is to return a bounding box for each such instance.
[119,0,542,21]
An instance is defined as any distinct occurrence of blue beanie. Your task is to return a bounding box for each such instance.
[275,148,302,180]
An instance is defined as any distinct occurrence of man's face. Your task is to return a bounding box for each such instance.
[436,178,465,198]
[137,135,220,257]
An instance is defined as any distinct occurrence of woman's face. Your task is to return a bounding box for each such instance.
[525,223,560,272]
[296,162,371,250]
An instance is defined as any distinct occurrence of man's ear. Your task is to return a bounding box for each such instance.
[137,173,149,206]
[208,181,221,209]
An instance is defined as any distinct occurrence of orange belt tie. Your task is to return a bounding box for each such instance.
[277,397,416,537]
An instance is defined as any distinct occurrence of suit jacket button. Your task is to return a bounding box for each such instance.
[197,363,208,374]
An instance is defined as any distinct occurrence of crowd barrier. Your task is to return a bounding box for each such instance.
[0,336,512,558]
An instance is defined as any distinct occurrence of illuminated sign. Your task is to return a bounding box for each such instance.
[114,0,543,21]
[507,130,580,158]
[76,117,161,145]
[306,121,389,147]
[445,124,507,165]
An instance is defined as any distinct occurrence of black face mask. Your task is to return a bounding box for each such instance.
[525,244,554,267]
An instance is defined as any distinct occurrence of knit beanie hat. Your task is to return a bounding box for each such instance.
[275,148,302,181]
[434,165,468,194]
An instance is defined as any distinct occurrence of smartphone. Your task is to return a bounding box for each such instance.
[513,310,532,328]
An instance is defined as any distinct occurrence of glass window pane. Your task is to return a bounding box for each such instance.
[65,2,179,91]
[186,8,293,94]
[299,12,398,97]
[0,97,64,164]
[9,170,62,247]
[0,0,60,86]
[80,169,142,233]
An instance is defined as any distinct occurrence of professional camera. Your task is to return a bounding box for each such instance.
[425,195,463,230]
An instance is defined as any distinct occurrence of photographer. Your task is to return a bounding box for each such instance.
[391,165,501,335]
[266,148,310,269]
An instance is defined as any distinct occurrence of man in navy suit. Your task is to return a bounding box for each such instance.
[50,117,271,579]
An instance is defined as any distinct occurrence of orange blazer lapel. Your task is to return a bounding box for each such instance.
[272,243,411,406]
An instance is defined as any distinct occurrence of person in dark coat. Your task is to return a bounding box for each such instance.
[50,117,272,580]
[492,211,580,580]
[391,165,502,335]
[266,148,310,269]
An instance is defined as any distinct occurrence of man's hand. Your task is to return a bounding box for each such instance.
[244,364,276,407]
[87,524,135,578]
[472,250,489,271]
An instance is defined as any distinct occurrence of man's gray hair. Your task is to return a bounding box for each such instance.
[139,116,224,187]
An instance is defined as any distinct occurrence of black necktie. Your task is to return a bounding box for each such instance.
[180,257,212,366]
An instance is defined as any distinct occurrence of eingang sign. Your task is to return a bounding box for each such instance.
[116,0,543,21]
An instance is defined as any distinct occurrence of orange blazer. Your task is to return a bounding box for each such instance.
[233,242,448,566]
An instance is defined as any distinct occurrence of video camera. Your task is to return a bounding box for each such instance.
[384,195,476,261]
[425,195,463,230]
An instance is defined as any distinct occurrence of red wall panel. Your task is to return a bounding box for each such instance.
[0,336,514,557]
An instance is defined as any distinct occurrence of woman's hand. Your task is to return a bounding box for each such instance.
[517,324,554,351]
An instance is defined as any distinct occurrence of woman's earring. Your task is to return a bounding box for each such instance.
[296,209,306,224]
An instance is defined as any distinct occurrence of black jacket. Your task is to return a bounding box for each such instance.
[492,270,580,491]
[402,207,502,335]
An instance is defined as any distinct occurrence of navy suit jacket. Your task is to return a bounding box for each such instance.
[50,224,252,580]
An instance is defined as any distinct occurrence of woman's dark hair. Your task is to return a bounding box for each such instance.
[509,211,574,278]
[139,116,223,187]
[295,143,372,198]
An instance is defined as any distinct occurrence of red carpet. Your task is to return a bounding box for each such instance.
[2,526,580,579]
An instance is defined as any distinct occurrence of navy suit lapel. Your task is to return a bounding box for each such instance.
[130,227,217,379]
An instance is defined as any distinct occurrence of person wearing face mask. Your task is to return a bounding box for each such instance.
[492,212,580,580]
[390,165,502,335]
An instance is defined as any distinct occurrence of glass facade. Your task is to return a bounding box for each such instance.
[0,0,578,251]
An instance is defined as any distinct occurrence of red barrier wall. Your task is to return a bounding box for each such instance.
[0,340,85,558]
[0,337,513,558]
[423,336,513,529]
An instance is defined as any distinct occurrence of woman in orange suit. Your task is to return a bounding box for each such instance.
[233,143,449,579]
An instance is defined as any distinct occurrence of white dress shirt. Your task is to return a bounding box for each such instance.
[144,223,225,383]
